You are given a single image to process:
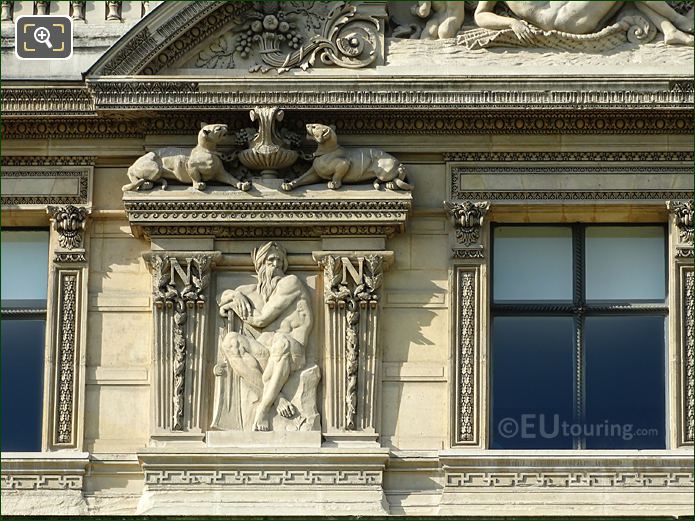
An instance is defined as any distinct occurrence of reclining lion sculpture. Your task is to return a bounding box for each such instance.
[281,124,413,191]
[122,123,251,192]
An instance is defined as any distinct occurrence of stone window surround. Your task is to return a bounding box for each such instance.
[448,200,694,451]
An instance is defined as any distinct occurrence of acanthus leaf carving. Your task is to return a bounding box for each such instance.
[192,1,381,74]
[667,200,694,245]
[47,205,90,251]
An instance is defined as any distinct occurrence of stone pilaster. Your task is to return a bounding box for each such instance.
[314,250,393,445]
[143,251,220,444]
[444,200,490,447]
[45,205,90,449]
[667,200,694,446]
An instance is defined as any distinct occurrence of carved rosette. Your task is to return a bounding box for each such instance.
[317,253,385,437]
[145,251,220,436]
[444,200,490,258]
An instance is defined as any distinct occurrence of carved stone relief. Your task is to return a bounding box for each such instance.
[122,110,413,195]
[213,242,320,432]
[667,199,694,256]
[444,200,490,258]
[45,205,90,448]
[144,251,220,437]
[281,124,414,192]
[47,205,89,251]
[315,252,390,441]
[123,123,250,192]
[682,269,694,444]
[388,1,695,50]
[461,1,694,50]
[191,2,383,74]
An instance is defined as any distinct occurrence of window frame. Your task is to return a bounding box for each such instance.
[488,222,670,450]
[1,226,50,452]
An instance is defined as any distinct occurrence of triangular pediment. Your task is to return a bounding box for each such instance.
[87,1,385,77]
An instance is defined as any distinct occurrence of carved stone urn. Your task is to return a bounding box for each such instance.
[238,106,299,178]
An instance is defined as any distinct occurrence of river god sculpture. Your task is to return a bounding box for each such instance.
[122,123,251,192]
[472,1,693,46]
[281,123,414,191]
[216,242,319,432]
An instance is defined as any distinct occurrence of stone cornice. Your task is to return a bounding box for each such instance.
[2,77,692,117]
[122,183,412,240]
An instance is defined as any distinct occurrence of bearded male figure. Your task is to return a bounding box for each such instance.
[218,242,313,431]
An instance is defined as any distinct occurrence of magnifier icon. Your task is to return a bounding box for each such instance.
[33,26,53,49]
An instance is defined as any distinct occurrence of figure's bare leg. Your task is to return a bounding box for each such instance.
[252,336,293,431]
[281,168,322,191]
[640,2,693,32]
[220,332,266,397]
[636,3,694,45]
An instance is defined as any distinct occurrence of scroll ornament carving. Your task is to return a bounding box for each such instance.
[323,255,382,430]
[667,200,694,245]
[455,1,694,50]
[48,205,89,251]
[196,1,381,74]
[150,254,213,431]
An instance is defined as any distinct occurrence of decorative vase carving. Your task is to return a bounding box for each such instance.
[238,107,299,178]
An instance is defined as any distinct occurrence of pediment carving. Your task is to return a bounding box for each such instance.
[89,1,385,77]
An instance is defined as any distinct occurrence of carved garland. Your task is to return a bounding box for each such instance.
[150,254,212,431]
[684,270,694,444]
[56,273,78,445]
[323,255,382,430]
[458,271,476,443]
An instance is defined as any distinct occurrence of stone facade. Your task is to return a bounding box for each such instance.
[1,1,693,516]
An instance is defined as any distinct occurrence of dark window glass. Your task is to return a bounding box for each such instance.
[585,316,666,449]
[1,320,46,451]
[1,229,48,452]
[491,225,667,449]
[491,316,575,449]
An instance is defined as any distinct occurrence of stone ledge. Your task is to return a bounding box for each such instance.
[123,180,413,239]
[136,447,390,515]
